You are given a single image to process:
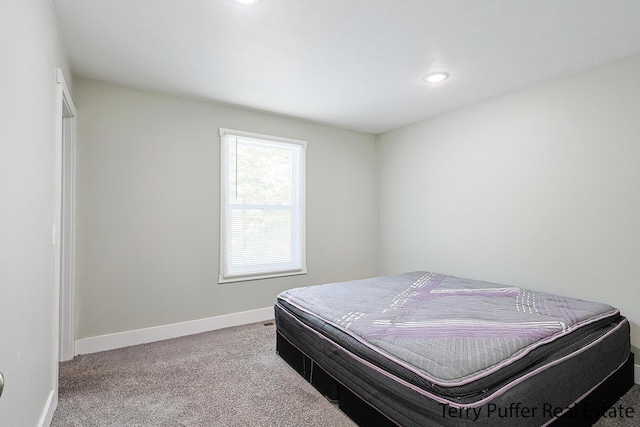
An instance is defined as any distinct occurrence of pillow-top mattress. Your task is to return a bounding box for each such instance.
[276,271,623,402]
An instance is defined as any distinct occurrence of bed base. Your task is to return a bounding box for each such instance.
[276,331,634,427]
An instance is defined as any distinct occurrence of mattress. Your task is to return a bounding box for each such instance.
[275,272,631,426]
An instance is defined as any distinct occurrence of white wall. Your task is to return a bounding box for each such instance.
[74,79,378,339]
[0,0,73,425]
[378,53,640,354]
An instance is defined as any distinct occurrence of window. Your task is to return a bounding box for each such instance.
[219,128,306,283]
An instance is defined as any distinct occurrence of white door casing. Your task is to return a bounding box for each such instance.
[50,68,76,425]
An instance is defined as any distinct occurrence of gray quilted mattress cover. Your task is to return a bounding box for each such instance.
[276,271,622,399]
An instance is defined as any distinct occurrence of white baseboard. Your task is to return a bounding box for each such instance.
[74,307,273,356]
[38,389,57,427]
[635,363,640,385]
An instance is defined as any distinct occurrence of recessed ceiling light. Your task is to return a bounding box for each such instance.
[423,72,449,84]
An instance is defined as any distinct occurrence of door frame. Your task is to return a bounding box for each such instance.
[53,68,77,381]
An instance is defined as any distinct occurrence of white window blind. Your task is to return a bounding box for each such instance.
[219,128,306,283]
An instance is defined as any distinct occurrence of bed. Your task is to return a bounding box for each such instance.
[274,272,634,426]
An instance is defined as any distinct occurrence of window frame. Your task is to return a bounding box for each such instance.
[219,128,307,283]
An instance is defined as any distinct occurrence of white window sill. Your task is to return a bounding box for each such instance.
[218,268,307,284]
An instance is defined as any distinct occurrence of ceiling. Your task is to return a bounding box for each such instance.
[52,0,640,134]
